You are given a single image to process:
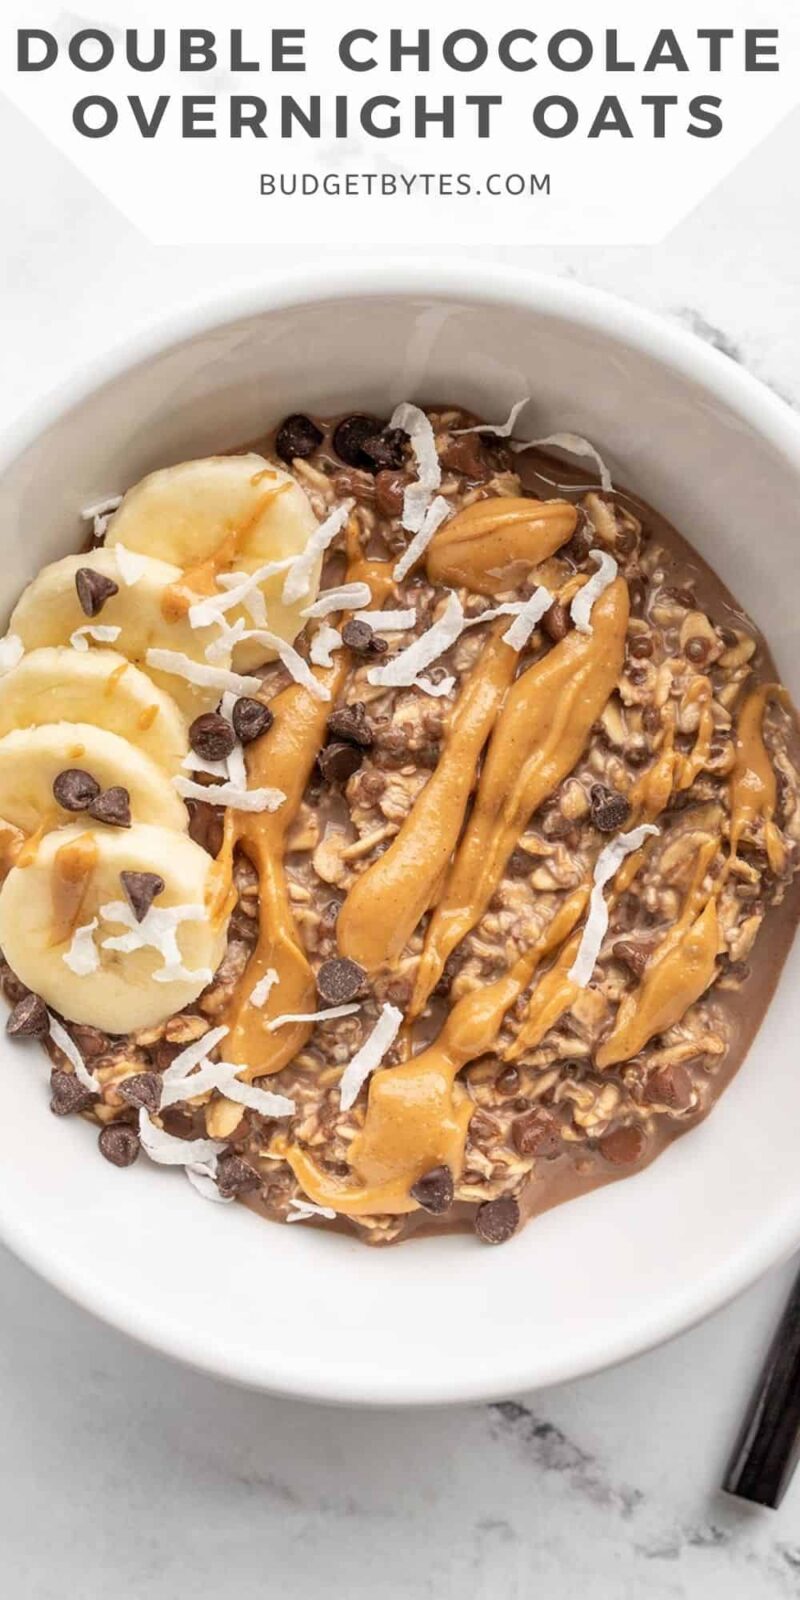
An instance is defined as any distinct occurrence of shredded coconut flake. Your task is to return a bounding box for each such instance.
[511,432,613,492]
[339,1003,404,1111]
[114,544,147,586]
[81,493,122,541]
[282,502,354,605]
[568,825,660,988]
[570,549,619,635]
[173,775,286,813]
[100,899,209,987]
[392,494,450,582]
[145,649,261,697]
[226,743,247,789]
[501,586,553,651]
[181,751,228,779]
[161,1025,228,1084]
[250,969,279,1008]
[214,1066,295,1118]
[354,608,417,633]
[63,918,100,977]
[302,582,372,619]
[454,397,530,438]
[138,1108,224,1168]
[0,634,24,675]
[189,557,294,629]
[309,625,343,668]
[205,626,329,701]
[286,1199,337,1224]
[390,402,442,534]
[48,1014,99,1092]
[71,624,121,652]
[367,590,463,696]
[266,1003,361,1033]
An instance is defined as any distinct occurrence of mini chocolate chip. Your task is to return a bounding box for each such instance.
[189,712,236,762]
[647,1063,693,1112]
[512,1109,562,1159]
[318,741,362,785]
[327,702,374,749]
[75,566,119,618]
[718,626,739,649]
[232,697,274,745]
[6,992,49,1039]
[50,1068,96,1117]
[98,1124,140,1168]
[217,1152,261,1198]
[627,633,653,659]
[316,956,367,1005]
[88,786,131,828]
[342,618,387,656]
[118,1072,162,1114]
[495,1065,520,1097]
[374,469,407,518]
[598,1123,647,1166]
[590,784,632,834]
[685,636,710,665]
[507,847,533,878]
[333,414,387,471]
[53,767,101,812]
[410,1165,454,1214]
[542,600,569,643]
[612,939,650,979]
[474,1194,520,1245]
[120,870,164,923]
[275,413,324,464]
[361,427,409,471]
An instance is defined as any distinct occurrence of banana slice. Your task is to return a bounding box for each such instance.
[0,648,189,775]
[9,550,229,716]
[105,455,321,670]
[0,822,229,1031]
[0,723,188,836]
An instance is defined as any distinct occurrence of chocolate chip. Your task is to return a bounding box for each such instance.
[612,939,650,980]
[316,956,367,1005]
[75,566,119,618]
[474,1194,520,1245]
[275,413,324,464]
[507,847,533,878]
[6,992,49,1039]
[118,1072,162,1114]
[341,618,388,656]
[88,786,131,828]
[598,1123,647,1166]
[326,702,373,749]
[410,1165,454,1214]
[647,1063,693,1112]
[542,600,569,643]
[50,1068,96,1116]
[495,1065,520,1098]
[232,697,274,745]
[361,427,409,471]
[590,784,632,834]
[52,767,101,812]
[217,1151,261,1198]
[189,712,236,762]
[627,633,653,659]
[120,870,164,923]
[374,470,407,518]
[512,1108,562,1159]
[685,636,710,665]
[317,741,362,785]
[98,1123,140,1168]
[332,414,387,470]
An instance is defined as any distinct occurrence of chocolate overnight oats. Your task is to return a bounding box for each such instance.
[0,399,798,1244]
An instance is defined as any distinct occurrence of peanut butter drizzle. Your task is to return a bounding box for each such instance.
[729,683,790,874]
[337,623,518,971]
[283,892,587,1216]
[425,497,577,595]
[49,833,98,947]
[160,480,289,622]
[409,577,630,1017]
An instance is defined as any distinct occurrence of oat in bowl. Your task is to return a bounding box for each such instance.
[0,400,797,1245]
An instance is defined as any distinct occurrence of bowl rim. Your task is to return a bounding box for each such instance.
[2,258,800,1407]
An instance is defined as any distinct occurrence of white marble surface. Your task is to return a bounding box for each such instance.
[2,89,800,1599]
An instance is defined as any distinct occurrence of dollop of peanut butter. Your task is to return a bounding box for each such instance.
[425,497,577,595]
[730,682,789,874]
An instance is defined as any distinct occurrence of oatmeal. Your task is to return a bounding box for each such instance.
[0,400,798,1246]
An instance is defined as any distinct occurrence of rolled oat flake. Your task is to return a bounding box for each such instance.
[88,785,132,828]
[316,956,367,1006]
[474,1194,520,1245]
[98,1123,140,1168]
[120,870,165,923]
[52,767,101,812]
[75,566,119,618]
[6,991,50,1039]
[410,1165,454,1215]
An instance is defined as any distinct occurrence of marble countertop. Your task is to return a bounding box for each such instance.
[2,89,800,1600]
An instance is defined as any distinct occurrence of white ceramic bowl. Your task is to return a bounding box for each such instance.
[1,263,799,1406]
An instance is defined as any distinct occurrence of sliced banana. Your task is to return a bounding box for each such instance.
[0,723,188,836]
[0,648,189,775]
[0,822,228,1031]
[9,549,229,716]
[105,454,321,670]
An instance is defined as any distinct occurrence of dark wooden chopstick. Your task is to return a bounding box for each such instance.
[724,1261,800,1508]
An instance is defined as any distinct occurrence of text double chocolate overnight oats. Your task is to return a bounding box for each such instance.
[0,400,797,1243]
